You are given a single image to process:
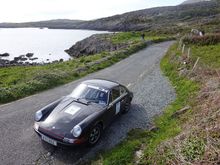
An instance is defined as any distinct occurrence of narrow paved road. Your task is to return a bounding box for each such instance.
[0,41,175,165]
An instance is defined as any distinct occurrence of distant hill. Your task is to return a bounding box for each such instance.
[0,19,83,29]
[181,0,211,5]
[0,0,219,33]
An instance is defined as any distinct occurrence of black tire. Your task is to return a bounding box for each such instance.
[87,124,102,146]
[122,100,131,114]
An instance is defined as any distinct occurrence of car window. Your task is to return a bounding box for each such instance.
[111,87,120,102]
[70,83,108,105]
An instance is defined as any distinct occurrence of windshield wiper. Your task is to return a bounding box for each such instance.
[72,98,89,105]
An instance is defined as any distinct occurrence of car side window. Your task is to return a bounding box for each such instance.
[111,87,120,103]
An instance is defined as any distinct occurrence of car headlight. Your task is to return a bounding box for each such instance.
[71,125,82,137]
[35,110,43,121]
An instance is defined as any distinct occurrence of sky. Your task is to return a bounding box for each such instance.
[0,0,185,23]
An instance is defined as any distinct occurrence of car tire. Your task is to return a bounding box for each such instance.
[87,124,102,146]
[122,99,131,114]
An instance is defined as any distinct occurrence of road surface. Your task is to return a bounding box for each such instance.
[0,41,175,165]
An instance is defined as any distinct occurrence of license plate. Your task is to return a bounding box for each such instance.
[41,134,57,146]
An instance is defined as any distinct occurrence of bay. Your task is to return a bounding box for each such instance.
[0,28,107,63]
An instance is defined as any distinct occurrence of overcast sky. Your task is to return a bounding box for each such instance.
[0,0,185,23]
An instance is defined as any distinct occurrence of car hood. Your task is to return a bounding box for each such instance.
[39,97,103,136]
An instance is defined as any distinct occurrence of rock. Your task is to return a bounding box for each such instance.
[0,59,10,66]
[19,55,25,58]
[52,60,59,63]
[10,60,18,64]
[20,57,28,61]
[24,62,30,65]
[179,68,189,76]
[26,53,34,58]
[59,58,64,62]
[149,125,159,132]
[30,57,38,61]
[0,53,10,57]
[171,106,191,118]
[14,57,20,61]
[65,34,128,58]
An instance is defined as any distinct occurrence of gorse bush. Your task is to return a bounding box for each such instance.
[183,33,220,45]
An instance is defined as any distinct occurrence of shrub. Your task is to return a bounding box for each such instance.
[181,137,205,161]
[0,88,15,103]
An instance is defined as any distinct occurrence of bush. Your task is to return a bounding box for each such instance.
[183,33,220,45]
[181,137,205,161]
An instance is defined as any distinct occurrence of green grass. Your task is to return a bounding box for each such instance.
[91,43,200,165]
[92,129,149,165]
[190,43,220,68]
[0,33,172,104]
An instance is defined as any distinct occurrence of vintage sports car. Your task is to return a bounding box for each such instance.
[34,79,133,146]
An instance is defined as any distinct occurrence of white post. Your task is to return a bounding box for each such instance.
[192,57,200,72]
[187,48,191,59]
[182,44,185,54]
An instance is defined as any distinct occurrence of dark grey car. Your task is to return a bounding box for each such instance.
[34,79,133,146]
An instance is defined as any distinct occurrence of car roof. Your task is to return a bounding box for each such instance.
[82,79,119,90]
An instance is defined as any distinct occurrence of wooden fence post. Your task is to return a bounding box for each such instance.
[189,57,200,75]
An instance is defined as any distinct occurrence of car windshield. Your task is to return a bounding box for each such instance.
[70,83,108,105]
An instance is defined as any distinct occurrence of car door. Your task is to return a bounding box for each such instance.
[104,86,121,126]
[119,85,129,112]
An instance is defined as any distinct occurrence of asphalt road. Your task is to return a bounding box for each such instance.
[0,41,175,165]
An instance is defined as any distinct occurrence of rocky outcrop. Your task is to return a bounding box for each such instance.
[65,34,129,57]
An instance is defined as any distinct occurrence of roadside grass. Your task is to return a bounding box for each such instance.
[0,33,172,104]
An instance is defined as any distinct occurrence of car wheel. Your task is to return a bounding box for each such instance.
[122,100,131,114]
[88,124,102,146]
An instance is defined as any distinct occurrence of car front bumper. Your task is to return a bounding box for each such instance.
[34,123,87,147]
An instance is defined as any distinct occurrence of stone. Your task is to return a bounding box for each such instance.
[0,53,10,57]
[26,53,34,58]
